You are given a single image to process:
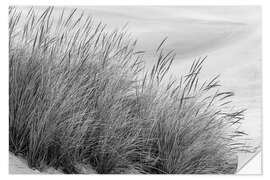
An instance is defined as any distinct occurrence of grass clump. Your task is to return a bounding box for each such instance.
[9,6,251,174]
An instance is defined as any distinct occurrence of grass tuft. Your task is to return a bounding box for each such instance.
[9,6,251,174]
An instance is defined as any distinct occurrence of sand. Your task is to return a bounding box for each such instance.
[9,152,96,174]
[9,152,40,174]
[9,152,63,174]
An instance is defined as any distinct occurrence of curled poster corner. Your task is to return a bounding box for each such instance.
[237,151,262,175]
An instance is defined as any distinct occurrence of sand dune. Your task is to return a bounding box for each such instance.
[9,152,97,174]
[9,152,62,174]
[9,152,40,174]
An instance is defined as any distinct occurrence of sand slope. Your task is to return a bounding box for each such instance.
[9,152,63,174]
[9,152,96,174]
[9,152,40,174]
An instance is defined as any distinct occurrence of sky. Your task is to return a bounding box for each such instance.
[18,6,262,170]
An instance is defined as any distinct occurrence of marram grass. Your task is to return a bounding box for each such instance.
[9,7,252,174]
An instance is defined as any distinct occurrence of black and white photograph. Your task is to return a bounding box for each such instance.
[8,5,262,174]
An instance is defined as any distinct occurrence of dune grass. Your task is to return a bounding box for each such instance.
[9,6,251,174]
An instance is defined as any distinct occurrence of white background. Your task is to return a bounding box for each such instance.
[0,0,268,179]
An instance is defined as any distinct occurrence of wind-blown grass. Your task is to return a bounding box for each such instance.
[9,7,251,174]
